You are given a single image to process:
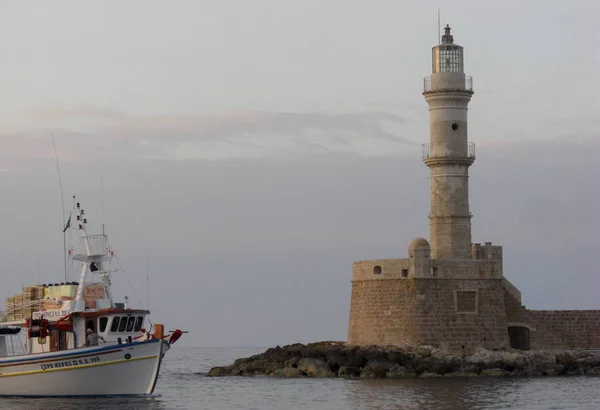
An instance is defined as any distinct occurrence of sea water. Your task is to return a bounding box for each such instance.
[0,346,598,410]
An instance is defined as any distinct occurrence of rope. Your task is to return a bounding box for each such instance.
[110,251,155,334]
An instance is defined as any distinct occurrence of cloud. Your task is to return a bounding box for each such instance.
[17,104,599,162]
[26,107,131,121]
[15,108,413,160]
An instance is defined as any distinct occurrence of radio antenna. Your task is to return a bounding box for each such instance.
[51,134,68,282]
[437,9,441,44]
[145,253,150,310]
[101,171,105,236]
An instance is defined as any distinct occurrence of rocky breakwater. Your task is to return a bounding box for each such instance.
[208,341,600,379]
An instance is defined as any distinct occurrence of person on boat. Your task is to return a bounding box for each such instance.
[86,328,105,347]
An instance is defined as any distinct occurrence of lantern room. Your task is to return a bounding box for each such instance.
[432,24,464,73]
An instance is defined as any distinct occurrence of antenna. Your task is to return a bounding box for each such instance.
[437,9,441,44]
[20,247,24,291]
[146,253,150,310]
[101,171,105,236]
[51,134,68,282]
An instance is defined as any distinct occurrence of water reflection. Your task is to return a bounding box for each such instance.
[342,377,598,410]
[344,378,500,410]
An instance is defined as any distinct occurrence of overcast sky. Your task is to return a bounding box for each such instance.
[0,1,598,347]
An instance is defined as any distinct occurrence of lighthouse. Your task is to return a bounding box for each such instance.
[423,24,475,260]
[347,23,600,353]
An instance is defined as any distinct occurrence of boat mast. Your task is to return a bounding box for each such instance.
[72,201,90,312]
[70,200,116,313]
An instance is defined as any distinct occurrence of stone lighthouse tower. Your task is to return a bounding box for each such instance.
[423,24,475,260]
[348,25,511,351]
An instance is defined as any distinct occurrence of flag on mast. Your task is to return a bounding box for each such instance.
[63,214,71,233]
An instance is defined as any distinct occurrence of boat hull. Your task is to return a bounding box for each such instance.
[0,338,169,396]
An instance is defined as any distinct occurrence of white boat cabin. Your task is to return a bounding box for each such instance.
[0,308,151,357]
[28,308,151,354]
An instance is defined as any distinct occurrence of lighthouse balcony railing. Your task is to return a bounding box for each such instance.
[422,142,475,160]
[423,75,473,93]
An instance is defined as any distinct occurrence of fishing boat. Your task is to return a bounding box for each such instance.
[0,199,184,396]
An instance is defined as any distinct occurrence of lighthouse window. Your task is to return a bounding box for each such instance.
[99,317,109,332]
[110,317,121,332]
[434,46,463,73]
[452,123,459,130]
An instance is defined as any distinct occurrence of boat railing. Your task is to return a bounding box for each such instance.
[81,234,109,256]
[1,299,48,315]
[0,333,151,359]
[71,234,112,259]
[7,338,26,356]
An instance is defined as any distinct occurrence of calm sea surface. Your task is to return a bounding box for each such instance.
[0,346,598,409]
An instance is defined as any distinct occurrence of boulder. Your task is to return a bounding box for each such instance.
[414,354,458,375]
[572,355,600,374]
[207,366,232,377]
[270,367,305,377]
[555,352,575,366]
[326,353,366,372]
[298,358,335,377]
[360,360,400,379]
[481,368,510,377]
[338,366,361,378]
[386,366,417,379]
[355,345,389,363]
[444,371,479,378]
[512,352,561,376]
[239,359,282,376]
[499,352,522,372]
[419,372,443,378]
[417,345,434,358]
[463,348,507,373]
[206,341,600,380]
[586,367,600,376]
[386,351,405,364]
[284,357,301,368]
[233,357,250,367]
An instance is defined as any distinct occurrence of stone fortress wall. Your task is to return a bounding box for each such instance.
[349,238,600,352]
[504,284,600,350]
[348,240,510,351]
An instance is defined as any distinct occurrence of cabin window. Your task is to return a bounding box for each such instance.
[118,317,128,332]
[134,316,144,332]
[110,317,120,332]
[126,316,135,332]
[99,317,109,332]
